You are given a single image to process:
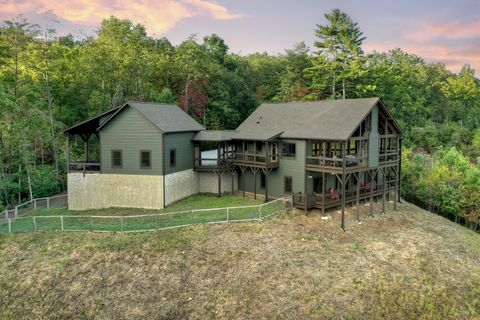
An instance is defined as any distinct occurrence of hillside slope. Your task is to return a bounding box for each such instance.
[1,201,479,319]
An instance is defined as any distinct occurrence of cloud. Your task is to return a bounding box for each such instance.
[364,18,480,75]
[405,20,480,42]
[0,0,242,34]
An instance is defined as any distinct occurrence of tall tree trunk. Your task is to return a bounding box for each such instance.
[26,165,33,201]
[184,74,190,114]
[342,78,346,99]
[17,165,21,203]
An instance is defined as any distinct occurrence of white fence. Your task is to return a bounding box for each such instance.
[1,194,68,220]
[0,197,291,235]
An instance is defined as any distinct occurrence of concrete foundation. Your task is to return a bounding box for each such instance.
[67,172,164,210]
[67,170,239,210]
[164,169,199,206]
[198,171,238,195]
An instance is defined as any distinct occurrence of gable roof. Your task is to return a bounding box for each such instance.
[64,107,121,135]
[98,101,204,133]
[192,130,237,142]
[234,98,402,141]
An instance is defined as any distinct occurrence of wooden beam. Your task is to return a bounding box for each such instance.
[304,140,308,212]
[341,142,346,230]
[382,167,386,213]
[369,169,374,216]
[253,141,257,200]
[322,171,325,214]
[66,134,71,173]
[217,143,221,197]
[356,172,360,222]
[265,141,270,202]
[398,138,402,203]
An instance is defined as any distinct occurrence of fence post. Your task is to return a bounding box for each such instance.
[258,204,262,220]
[60,216,64,231]
[14,206,18,218]
[33,217,37,231]
[47,197,50,209]
[34,199,37,210]
[89,217,93,232]
[8,218,11,233]
[226,207,229,222]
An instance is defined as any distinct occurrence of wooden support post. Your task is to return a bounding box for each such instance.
[242,168,246,197]
[394,165,398,211]
[304,140,308,212]
[231,171,235,195]
[253,169,257,200]
[382,167,386,214]
[321,171,325,214]
[265,169,269,203]
[217,143,221,197]
[398,138,402,203]
[66,134,71,173]
[341,142,346,230]
[356,172,360,222]
[369,170,374,216]
[265,142,270,203]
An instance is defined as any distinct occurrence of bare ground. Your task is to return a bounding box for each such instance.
[1,200,480,319]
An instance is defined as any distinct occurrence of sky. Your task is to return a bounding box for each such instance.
[1,0,480,75]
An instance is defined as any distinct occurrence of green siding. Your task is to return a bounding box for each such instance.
[369,105,379,167]
[100,106,163,175]
[238,139,306,198]
[164,132,195,174]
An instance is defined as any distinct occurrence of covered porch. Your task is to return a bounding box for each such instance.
[294,164,400,229]
[63,107,119,174]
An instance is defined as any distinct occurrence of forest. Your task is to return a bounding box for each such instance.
[0,10,479,229]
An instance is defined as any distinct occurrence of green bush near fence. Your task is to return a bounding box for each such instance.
[0,198,286,235]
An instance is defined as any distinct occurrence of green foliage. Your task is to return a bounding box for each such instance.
[31,165,61,198]
[402,147,480,228]
[0,12,479,224]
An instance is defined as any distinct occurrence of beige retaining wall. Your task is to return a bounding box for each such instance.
[164,169,199,206]
[198,171,238,195]
[68,173,164,210]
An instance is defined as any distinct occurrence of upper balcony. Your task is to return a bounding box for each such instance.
[231,141,279,170]
[305,139,368,173]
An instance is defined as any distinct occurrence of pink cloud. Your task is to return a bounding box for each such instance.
[0,0,242,34]
[405,20,480,42]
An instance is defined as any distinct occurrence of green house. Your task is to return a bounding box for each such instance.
[65,98,404,226]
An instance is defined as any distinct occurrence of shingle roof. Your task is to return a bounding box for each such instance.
[234,98,383,141]
[64,107,120,134]
[98,101,204,133]
[192,130,237,142]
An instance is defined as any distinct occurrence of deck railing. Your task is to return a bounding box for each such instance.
[68,162,101,173]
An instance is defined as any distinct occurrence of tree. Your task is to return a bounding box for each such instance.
[312,8,366,99]
[277,42,312,101]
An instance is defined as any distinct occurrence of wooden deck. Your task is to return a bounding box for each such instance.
[294,186,396,210]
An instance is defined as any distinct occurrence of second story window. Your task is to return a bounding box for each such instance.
[281,143,296,158]
[111,150,122,168]
[170,149,176,167]
[140,150,151,169]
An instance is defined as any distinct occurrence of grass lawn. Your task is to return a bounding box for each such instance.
[0,194,285,234]
[1,200,479,319]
